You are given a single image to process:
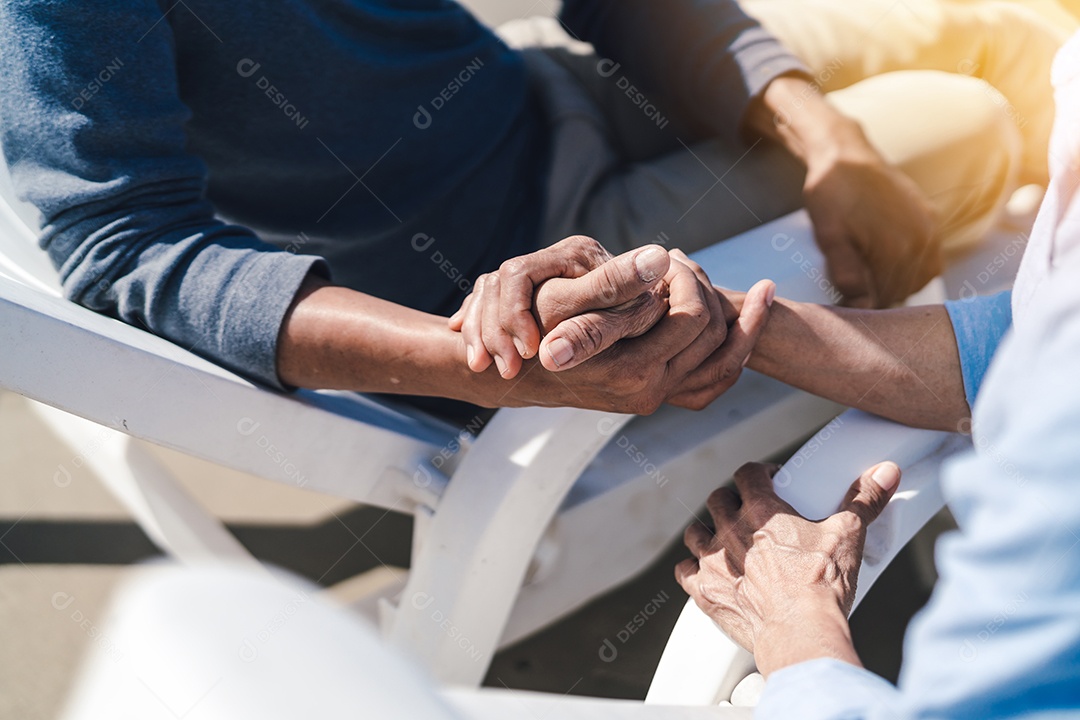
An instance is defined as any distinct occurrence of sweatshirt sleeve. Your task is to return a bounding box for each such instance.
[559,0,810,141]
[0,0,328,389]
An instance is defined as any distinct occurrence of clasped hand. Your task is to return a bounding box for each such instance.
[448,236,774,414]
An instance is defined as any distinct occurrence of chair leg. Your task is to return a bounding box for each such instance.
[384,405,633,686]
[29,401,259,565]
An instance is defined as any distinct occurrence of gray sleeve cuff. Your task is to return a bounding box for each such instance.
[219,251,330,391]
[726,45,812,135]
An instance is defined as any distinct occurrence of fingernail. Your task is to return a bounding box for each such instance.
[512,336,528,358]
[765,284,776,307]
[466,345,475,368]
[494,355,509,377]
[871,462,901,492]
[635,247,668,283]
[546,337,574,368]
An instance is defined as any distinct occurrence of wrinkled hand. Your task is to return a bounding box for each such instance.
[501,266,774,414]
[460,246,775,414]
[675,460,901,675]
[449,235,673,378]
[804,126,940,308]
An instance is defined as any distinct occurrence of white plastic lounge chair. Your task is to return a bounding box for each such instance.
[53,413,986,719]
[52,420,973,719]
[0,167,845,687]
[58,562,753,720]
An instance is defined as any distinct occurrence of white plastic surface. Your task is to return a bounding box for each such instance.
[61,564,752,720]
[773,410,949,522]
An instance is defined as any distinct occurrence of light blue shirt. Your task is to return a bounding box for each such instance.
[759,29,1080,714]
[944,291,1013,408]
[757,267,1080,717]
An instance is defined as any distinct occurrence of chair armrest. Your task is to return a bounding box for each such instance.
[0,273,459,510]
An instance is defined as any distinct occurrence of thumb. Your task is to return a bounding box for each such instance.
[534,245,670,328]
[537,289,668,371]
[837,461,901,527]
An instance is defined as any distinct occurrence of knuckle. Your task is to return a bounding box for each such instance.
[618,369,650,396]
[481,323,506,349]
[565,234,604,258]
[676,297,710,331]
[565,317,606,357]
[681,256,704,274]
[500,257,527,277]
[833,511,862,536]
[704,317,727,347]
[595,266,623,305]
[706,486,732,511]
[712,358,743,386]
[631,391,663,415]
[734,461,760,481]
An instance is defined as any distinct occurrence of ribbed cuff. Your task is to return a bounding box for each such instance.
[219,251,330,390]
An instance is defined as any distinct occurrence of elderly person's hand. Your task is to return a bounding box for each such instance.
[802,130,941,308]
[748,75,941,308]
[450,235,675,377]
[676,460,901,676]
[450,236,775,412]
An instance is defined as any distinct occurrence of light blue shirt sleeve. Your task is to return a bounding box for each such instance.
[756,659,902,718]
[944,291,1013,408]
[757,265,1080,720]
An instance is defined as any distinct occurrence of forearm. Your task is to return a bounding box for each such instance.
[748,298,969,430]
[277,275,498,403]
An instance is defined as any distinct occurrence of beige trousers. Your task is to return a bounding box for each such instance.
[504,0,1063,259]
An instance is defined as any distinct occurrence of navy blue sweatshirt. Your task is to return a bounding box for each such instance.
[0,0,804,387]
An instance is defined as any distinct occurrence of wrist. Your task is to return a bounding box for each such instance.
[753,590,858,677]
[754,76,873,169]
